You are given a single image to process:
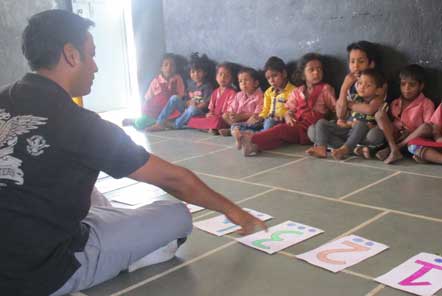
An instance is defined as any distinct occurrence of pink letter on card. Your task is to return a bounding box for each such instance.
[317,241,370,265]
[399,260,442,286]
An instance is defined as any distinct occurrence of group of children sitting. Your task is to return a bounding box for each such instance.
[122,41,442,165]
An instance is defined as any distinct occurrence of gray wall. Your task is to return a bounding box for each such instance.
[2,1,441,101]
[131,0,166,97]
[0,0,69,87]
[163,0,442,101]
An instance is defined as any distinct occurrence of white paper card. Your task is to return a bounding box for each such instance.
[110,184,166,205]
[296,235,389,272]
[193,208,272,236]
[236,220,323,254]
[184,202,205,213]
[375,252,442,296]
[95,177,138,194]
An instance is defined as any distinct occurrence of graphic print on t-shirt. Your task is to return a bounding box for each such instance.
[0,109,48,186]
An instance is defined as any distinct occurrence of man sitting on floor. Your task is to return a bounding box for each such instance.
[0,9,266,296]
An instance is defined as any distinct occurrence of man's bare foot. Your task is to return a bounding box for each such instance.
[145,123,166,132]
[306,146,327,158]
[384,149,403,164]
[232,128,242,150]
[375,147,390,161]
[331,146,350,160]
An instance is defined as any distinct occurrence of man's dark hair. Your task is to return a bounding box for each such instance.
[360,68,386,88]
[22,9,94,71]
[399,64,426,85]
[346,40,379,66]
[264,56,286,73]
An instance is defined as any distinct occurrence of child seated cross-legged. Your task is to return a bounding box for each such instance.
[222,67,263,138]
[407,102,442,164]
[240,53,336,156]
[122,53,185,129]
[375,64,435,164]
[308,41,385,158]
[307,69,386,160]
[187,62,236,134]
[232,56,295,150]
[146,53,214,131]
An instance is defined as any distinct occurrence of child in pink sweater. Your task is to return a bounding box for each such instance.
[187,63,236,134]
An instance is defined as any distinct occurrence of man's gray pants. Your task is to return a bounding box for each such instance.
[51,190,192,296]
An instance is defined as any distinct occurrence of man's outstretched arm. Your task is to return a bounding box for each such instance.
[129,155,267,235]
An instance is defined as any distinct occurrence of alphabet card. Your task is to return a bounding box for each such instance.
[296,235,389,272]
[375,252,442,296]
[183,202,205,213]
[236,220,323,254]
[193,208,273,236]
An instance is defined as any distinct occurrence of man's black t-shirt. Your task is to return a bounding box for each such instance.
[0,73,150,295]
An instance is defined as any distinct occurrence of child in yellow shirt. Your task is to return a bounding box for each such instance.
[233,56,295,146]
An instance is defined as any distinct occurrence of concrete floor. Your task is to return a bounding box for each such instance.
[79,110,442,296]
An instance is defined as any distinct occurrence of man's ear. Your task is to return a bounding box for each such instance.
[369,60,376,69]
[62,43,81,67]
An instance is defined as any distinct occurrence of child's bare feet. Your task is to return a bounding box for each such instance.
[412,147,428,164]
[384,149,403,164]
[413,154,428,164]
[241,132,259,156]
[145,123,166,132]
[375,147,390,161]
[353,146,371,159]
[218,129,231,136]
[353,146,364,157]
[331,145,350,160]
[208,129,219,135]
[231,128,242,150]
[305,146,327,158]
[362,146,371,159]
[162,120,176,129]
